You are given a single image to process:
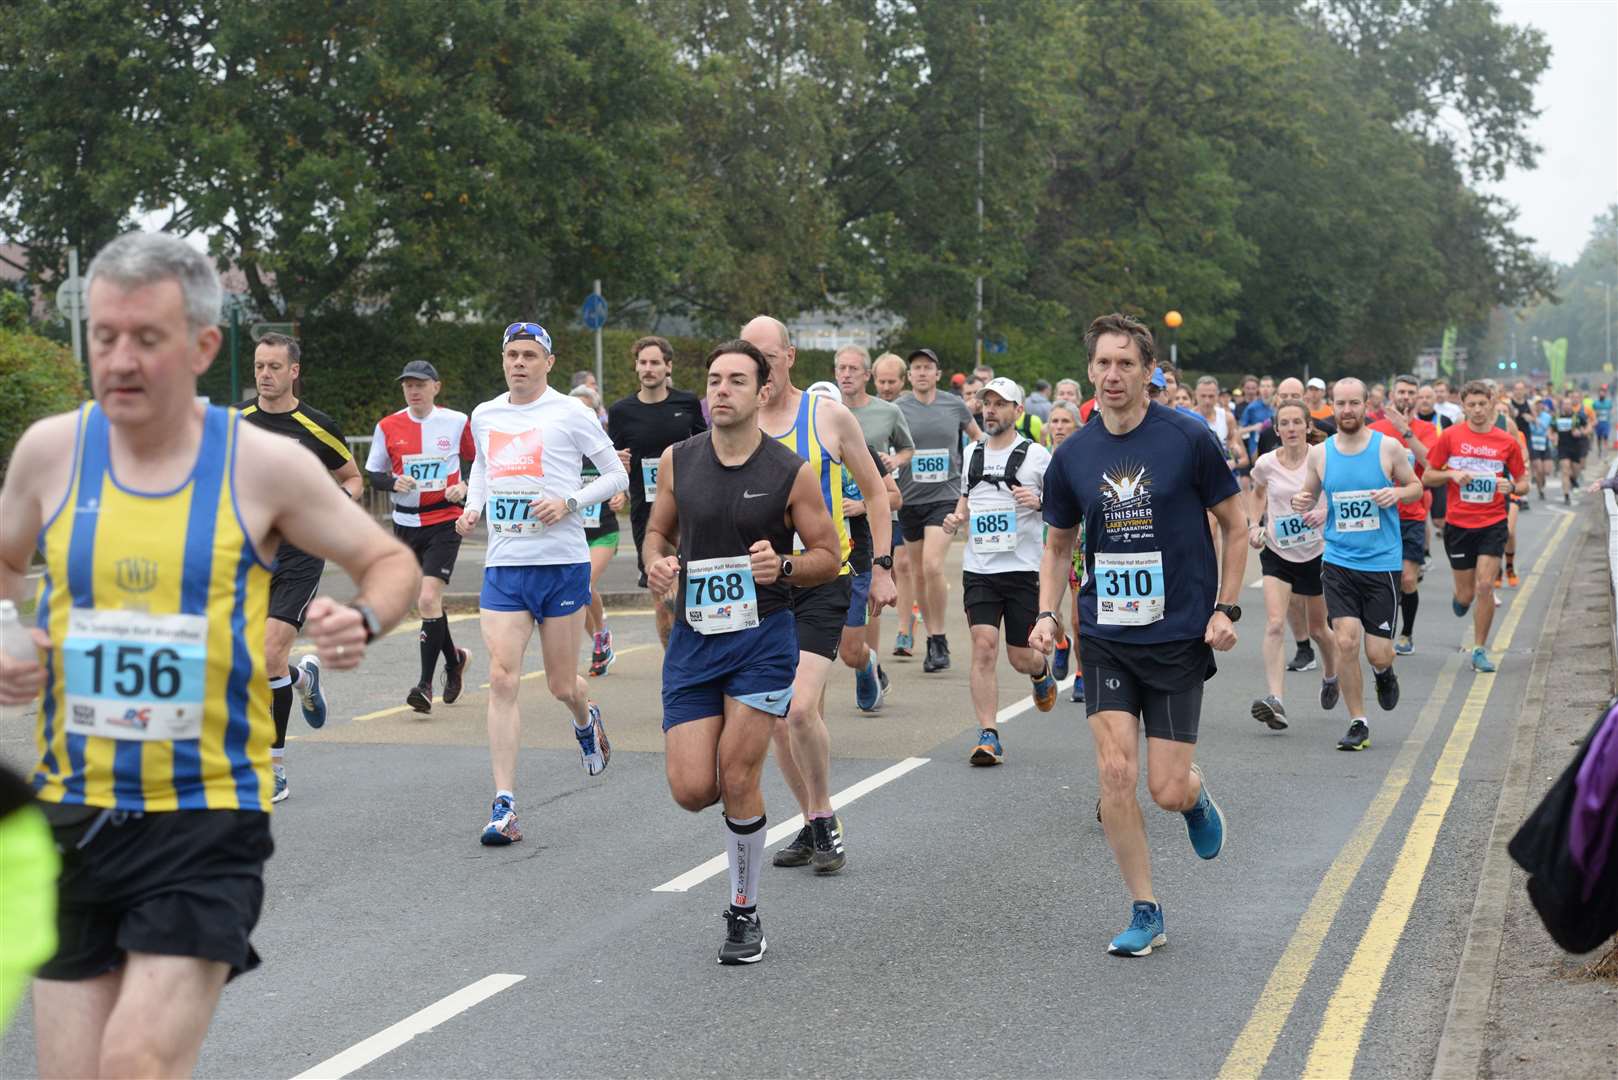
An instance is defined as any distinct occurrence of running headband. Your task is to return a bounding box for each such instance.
[502,322,553,352]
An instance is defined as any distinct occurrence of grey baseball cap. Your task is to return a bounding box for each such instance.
[397,360,440,381]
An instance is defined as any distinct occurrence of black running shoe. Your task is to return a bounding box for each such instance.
[1373,666,1400,711]
[811,815,846,875]
[1338,718,1371,751]
[773,824,813,867]
[1286,644,1318,672]
[922,635,950,673]
[1320,677,1341,712]
[718,910,766,965]
[877,664,890,700]
[442,647,470,704]
[406,683,432,714]
[1251,695,1288,731]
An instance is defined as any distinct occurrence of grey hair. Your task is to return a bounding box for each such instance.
[1196,375,1220,390]
[569,384,601,410]
[86,231,222,328]
[1049,400,1082,425]
[835,344,872,370]
[1055,378,1081,395]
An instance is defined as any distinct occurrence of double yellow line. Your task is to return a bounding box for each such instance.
[1219,511,1576,1079]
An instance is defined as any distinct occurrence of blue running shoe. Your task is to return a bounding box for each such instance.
[1394,634,1413,656]
[1052,637,1071,682]
[1108,901,1166,957]
[893,631,913,658]
[1071,674,1085,703]
[480,796,522,846]
[855,656,881,712]
[970,727,1004,766]
[1183,763,1225,859]
[1471,646,1496,673]
[1452,596,1470,617]
[576,702,610,776]
[295,654,327,729]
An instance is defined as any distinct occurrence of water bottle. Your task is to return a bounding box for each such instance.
[0,599,38,662]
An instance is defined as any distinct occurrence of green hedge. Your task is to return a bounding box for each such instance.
[0,325,85,467]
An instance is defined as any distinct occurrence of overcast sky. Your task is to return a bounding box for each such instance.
[1489,0,1618,265]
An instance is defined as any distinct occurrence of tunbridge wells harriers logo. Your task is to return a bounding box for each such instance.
[115,557,158,593]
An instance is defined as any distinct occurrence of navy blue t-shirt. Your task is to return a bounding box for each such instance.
[1043,402,1240,644]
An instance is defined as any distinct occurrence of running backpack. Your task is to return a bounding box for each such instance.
[966,438,1032,494]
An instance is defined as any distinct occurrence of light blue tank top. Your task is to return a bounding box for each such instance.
[1322,431,1401,572]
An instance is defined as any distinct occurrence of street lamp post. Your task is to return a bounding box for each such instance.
[1164,309,1183,367]
[1599,280,1612,375]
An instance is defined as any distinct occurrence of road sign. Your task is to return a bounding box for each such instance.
[985,335,1008,355]
[55,277,85,319]
[581,293,608,331]
[250,322,298,341]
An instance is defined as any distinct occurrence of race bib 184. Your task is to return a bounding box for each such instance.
[1270,513,1319,551]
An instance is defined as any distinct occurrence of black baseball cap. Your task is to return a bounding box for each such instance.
[397,360,440,381]
[906,348,940,366]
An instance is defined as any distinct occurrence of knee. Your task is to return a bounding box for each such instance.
[99,1034,168,1080]
[487,663,520,698]
[1097,753,1137,796]
[1334,627,1359,653]
[784,699,815,730]
[670,776,719,814]
[971,639,998,668]
[838,637,866,669]
[1147,770,1191,811]
[719,758,762,803]
[545,672,580,704]
[1265,612,1286,637]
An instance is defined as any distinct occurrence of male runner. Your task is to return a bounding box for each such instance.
[458,322,628,845]
[1030,313,1243,958]
[236,332,361,802]
[740,317,895,875]
[1553,391,1589,501]
[940,378,1058,765]
[364,359,476,712]
[0,231,417,1076]
[1239,374,1275,467]
[1424,380,1528,672]
[1368,375,1437,656]
[570,384,626,676]
[1305,377,1338,434]
[895,347,982,672]
[1432,378,1464,426]
[1594,385,1612,458]
[871,352,923,655]
[1195,376,1248,470]
[1291,378,1422,752]
[607,335,706,646]
[644,340,842,965]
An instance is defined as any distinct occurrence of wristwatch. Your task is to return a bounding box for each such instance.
[564,496,580,514]
[1214,602,1242,623]
[873,554,894,570]
[348,601,382,643]
[1036,610,1061,628]
[780,557,795,579]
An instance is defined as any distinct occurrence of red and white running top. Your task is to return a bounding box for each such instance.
[365,405,476,528]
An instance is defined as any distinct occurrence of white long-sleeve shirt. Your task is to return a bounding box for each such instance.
[466,388,627,567]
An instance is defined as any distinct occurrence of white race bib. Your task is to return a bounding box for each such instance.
[1451,456,1505,505]
[487,487,545,536]
[1331,489,1379,533]
[910,448,950,485]
[969,490,1018,554]
[1270,513,1319,551]
[1557,416,1573,432]
[641,459,661,502]
[1093,551,1165,627]
[580,500,602,528]
[684,555,759,635]
[63,609,208,741]
[401,453,450,492]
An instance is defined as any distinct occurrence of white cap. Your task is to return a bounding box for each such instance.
[806,380,842,403]
[980,377,1024,405]
[1307,377,1327,390]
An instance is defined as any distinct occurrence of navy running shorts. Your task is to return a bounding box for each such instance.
[662,609,799,729]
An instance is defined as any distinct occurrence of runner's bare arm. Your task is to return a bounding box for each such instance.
[642,446,680,594]
[0,413,76,611]
[1247,479,1269,548]
[1383,439,1423,504]
[332,458,363,501]
[1210,493,1248,605]
[784,461,840,589]
[1030,523,1079,653]
[1291,444,1325,509]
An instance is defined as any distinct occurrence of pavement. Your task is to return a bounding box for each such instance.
[2,480,1615,1078]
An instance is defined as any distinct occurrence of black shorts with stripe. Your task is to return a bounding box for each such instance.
[1322,562,1399,639]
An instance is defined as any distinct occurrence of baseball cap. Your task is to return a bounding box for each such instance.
[806,380,842,403]
[950,372,967,386]
[1307,377,1326,390]
[1150,367,1167,389]
[907,348,941,366]
[980,377,1024,405]
[502,321,553,352]
[397,359,439,381]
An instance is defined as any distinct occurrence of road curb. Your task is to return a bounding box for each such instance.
[1430,509,1588,1079]
[441,589,648,614]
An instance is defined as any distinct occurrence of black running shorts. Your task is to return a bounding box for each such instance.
[1082,635,1215,744]
[268,547,324,629]
[1443,519,1508,571]
[790,576,854,660]
[1399,520,1427,565]
[898,501,952,544]
[1429,483,1448,521]
[394,520,463,583]
[1259,548,1323,597]
[38,807,273,981]
[1322,562,1399,638]
[962,570,1039,648]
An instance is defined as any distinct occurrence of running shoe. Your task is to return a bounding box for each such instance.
[406,683,432,714]
[718,910,766,965]
[1452,596,1470,616]
[272,764,288,804]
[1373,666,1400,711]
[1337,718,1371,752]
[1471,646,1497,673]
[480,796,522,846]
[1107,901,1166,958]
[1182,763,1224,859]
[1493,590,1503,608]
[922,634,950,673]
[442,647,470,704]
[295,654,327,729]
[1320,676,1341,712]
[970,727,1004,766]
[1251,695,1289,731]
[1095,797,1102,823]
[589,630,616,677]
[576,702,610,776]
[855,656,881,712]
[1286,644,1318,672]
[893,631,913,658]
[1032,665,1057,712]
[1071,674,1085,703]
[1507,569,1520,588]
[1052,637,1071,681]
[1394,635,1414,656]
[810,815,845,875]
[773,824,813,867]
[877,664,890,703]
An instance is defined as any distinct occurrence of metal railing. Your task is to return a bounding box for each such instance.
[346,436,395,520]
[1605,456,1618,695]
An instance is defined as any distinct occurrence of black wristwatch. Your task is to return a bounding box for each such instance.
[872,554,894,570]
[1214,602,1242,623]
[1036,610,1061,628]
[780,557,795,579]
[348,601,382,643]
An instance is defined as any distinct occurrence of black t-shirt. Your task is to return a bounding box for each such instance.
[1416,407,1452,432]
[236,398,352,559]
[607,389,707,523]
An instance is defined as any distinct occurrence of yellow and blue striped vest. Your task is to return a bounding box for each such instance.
[771,392,852,573]
[33,404,274,812]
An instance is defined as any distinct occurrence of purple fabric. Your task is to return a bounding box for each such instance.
[1570,700,1618,900]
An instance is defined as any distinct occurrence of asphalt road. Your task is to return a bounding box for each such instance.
[0,482,1597,1079]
